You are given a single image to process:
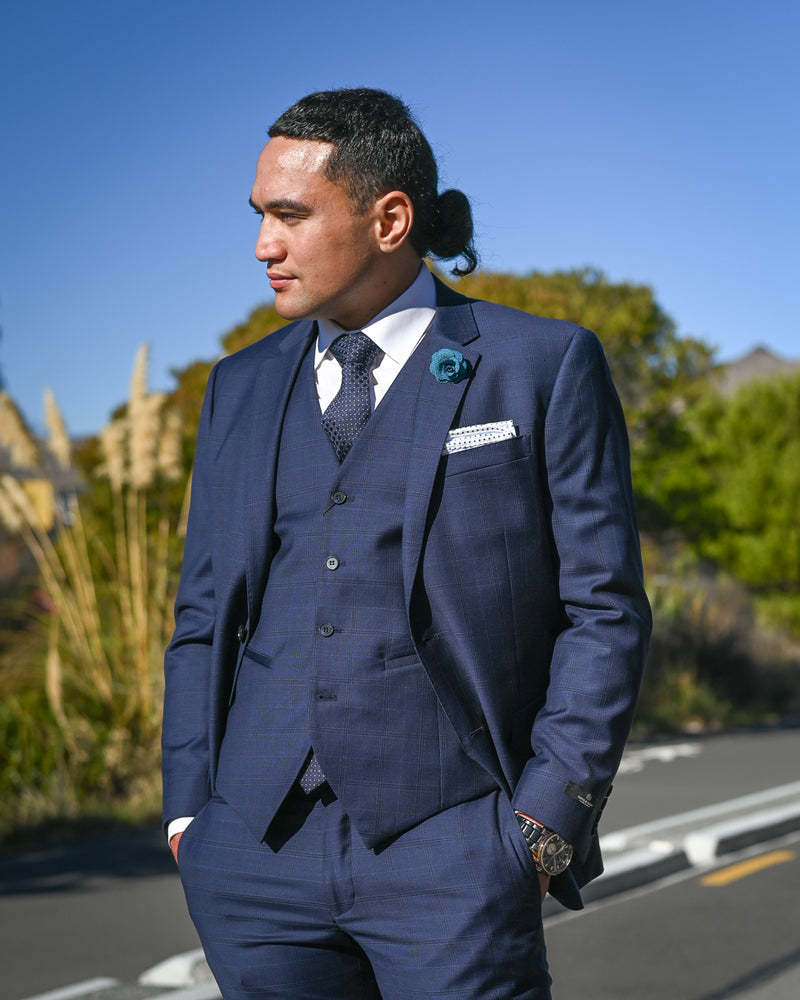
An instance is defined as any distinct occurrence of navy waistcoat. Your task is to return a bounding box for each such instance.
[215,338,493,847]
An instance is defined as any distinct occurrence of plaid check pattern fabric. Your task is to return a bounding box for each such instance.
[321,332,381,462]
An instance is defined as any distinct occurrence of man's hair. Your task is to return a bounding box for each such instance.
[268,88,478,276]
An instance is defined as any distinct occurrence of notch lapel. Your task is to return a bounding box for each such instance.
[401,287,481,610]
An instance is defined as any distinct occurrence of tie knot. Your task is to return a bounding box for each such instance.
[329,331,381,371]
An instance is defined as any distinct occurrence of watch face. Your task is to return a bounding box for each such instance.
[538,833,574,876]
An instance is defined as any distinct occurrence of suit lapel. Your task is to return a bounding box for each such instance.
[401,282,481,609]
[244,320,316,624]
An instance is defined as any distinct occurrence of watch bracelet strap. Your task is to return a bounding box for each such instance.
[515,811,547,870]
[514,811,574,873]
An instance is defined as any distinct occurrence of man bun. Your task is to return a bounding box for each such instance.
[427,189,478,277]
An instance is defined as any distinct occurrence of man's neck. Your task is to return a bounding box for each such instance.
[317,264,435,350]
[328,251,423,331]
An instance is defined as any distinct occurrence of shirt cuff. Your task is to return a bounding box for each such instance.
[167,816,194,842]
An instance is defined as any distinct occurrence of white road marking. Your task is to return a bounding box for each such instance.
[617,742,702,774]
[601,779,800,851]
[140,948,208,987]
[20,979,119,1000]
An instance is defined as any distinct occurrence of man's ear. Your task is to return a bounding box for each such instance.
[374,190,414,253]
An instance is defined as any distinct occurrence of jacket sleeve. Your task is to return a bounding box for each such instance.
[511,327,652,860]
[161,364,220,829]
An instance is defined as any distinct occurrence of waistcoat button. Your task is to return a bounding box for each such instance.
[331,491,347,505]
[319,623,335,637]
[325,556,340,571]
[236,624,247,642]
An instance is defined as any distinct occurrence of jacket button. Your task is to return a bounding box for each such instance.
[325,556,340,571]
[331,491,347,505]
[319,623,335,637]
[236,624,247,642]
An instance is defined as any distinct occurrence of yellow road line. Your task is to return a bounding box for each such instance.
[700,850,796,887]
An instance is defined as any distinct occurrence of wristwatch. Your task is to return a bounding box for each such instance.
[514,811,574,876]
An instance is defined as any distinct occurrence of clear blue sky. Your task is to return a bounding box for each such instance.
[1,0,798,435]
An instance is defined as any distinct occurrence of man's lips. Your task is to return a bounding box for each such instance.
[267,272,293,290]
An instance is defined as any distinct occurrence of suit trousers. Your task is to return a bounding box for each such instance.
[178,786,551,999]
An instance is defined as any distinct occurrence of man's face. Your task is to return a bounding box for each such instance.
[250,137,385,329]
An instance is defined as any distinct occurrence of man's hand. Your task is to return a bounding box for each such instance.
[538,871,550,904]
[169,832,182,865]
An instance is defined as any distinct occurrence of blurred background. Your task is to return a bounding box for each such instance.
[1,0,798,852]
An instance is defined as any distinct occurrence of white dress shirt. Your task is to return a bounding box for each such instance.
[167,265,438,845]
[315,263,436,411]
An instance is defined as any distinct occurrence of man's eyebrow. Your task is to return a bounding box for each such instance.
[248,197,311,214]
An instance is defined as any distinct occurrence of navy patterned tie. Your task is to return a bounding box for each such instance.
[321,331,381,462]
[298,750,327,794]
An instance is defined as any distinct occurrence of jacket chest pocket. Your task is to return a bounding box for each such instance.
[442,431,532,478]
[438,433,541,539]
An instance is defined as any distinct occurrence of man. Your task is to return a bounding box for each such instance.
[163,88,651,999]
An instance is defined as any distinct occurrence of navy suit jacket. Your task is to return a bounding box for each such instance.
[162,277,651,908]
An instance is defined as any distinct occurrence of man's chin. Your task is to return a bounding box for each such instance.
[272,294,307,322]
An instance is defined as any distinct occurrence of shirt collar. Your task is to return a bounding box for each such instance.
[315,264,436,369]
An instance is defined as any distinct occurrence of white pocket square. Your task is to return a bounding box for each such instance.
[443,419,517,455]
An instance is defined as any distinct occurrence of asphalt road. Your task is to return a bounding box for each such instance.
[546,831,800,999]
[3,727,799,1000]
[0,827,201,1000]
[601,728,800,832]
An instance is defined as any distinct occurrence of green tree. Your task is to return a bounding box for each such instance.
[691,375,800,598]
[221,303,286,356]
[167,303,287,452]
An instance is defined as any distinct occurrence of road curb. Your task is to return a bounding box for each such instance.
[583,846,691,902]
[546,800,800,920]
[542,846,691,918]
[684,803,800,865]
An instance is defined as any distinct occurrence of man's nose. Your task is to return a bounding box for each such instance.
[255,221,285,262]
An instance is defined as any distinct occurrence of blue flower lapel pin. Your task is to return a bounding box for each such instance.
[429,348,470,384]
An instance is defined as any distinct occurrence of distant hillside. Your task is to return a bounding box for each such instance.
[715,345,800,395]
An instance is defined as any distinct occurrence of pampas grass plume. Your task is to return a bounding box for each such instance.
[99,420,127,492]
[0,391,41,470]
[0,480,24,532]
[129,392,164,490]
[157,409,183,483]
[44,388,72,471]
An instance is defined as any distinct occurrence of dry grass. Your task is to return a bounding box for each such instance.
[0,346,189,836]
